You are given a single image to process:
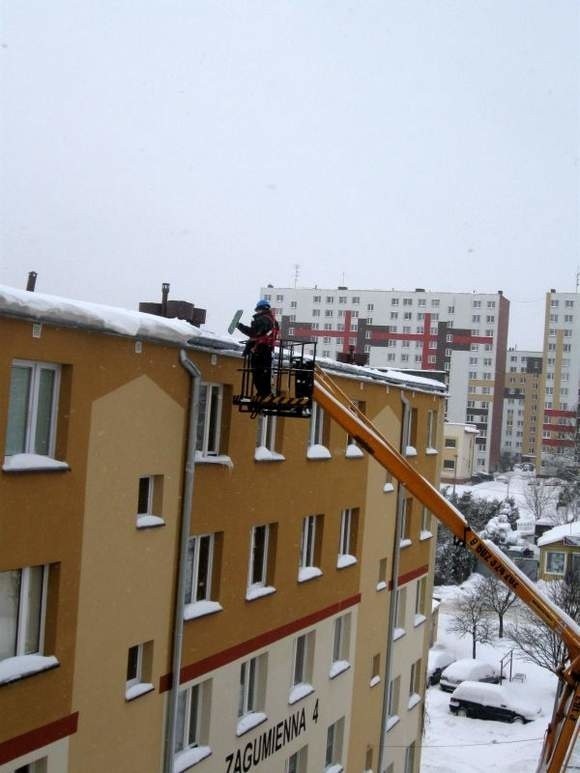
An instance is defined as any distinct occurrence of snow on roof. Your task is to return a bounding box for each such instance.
[538,521,580,547]
[0,284,238,349]
[318,356,446,395]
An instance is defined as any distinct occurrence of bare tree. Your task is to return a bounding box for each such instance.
[522,479,558,521]
[448,581,494,658]
[507,576,580,674]
[481,575,518,638]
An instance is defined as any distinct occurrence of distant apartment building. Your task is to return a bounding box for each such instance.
[0,285,445,773]
[535,290,580,474]
[500,349,543,463]
[261,285,509,472]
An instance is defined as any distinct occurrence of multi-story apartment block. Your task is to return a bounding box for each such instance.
[262,285,509,472]
[0,284,445,773]
[535,290,580,474]
[501,349,542,463]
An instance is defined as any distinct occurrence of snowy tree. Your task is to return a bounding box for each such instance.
[448,581,494,658]
[507,576,580,674]
[481,575,518,638]
[523,479,558,521]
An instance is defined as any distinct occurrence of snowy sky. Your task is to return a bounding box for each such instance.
[1,1,578,348]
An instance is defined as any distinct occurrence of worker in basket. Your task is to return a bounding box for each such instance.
[237,300,279,398]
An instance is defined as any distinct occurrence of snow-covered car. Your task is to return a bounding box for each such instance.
[449,681,541,723]
[427,648,456,686]
[439,658,500,692]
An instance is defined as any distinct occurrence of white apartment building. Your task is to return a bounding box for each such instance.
[536,290,580,473]
[262,285,510,472]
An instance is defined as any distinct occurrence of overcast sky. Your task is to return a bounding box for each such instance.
[1,1,578,349]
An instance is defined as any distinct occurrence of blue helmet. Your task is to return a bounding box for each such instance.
[255,299,271,311]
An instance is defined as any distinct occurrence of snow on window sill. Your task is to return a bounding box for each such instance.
[399,538,412,548]
[386,715,400,732]
[289,682,315,705]
[298,566,323,583]
[0,654,59,685]
[425,447,439,455]
[329,660,351,679]
[194,451,233,468]
[419,530,433,541]
[236,711,267,737]
[306,444,332,460]
[414,614,426,628]
[369,675,381,688]
[383,482,395,493]
[345,443,364,458]
[337,554,357,569]
[254,446,285,462]
[405,446,417,457]
[325,765,344,773]
[125,682,154,701]
[376,580,387,592]
[183,600,223,621]
[408,693,421,710]
[246,585,276,601]
[173,746,212,773]
[136,514,165,529]
[393,627,406,641]
[2,454,69,473]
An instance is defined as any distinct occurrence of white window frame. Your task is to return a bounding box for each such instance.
[545,551,566,575]
[332,613,351,664]
[415,576,427,616]
[238,654,266,718]
[137,476,154,515]
[325,717,344,769]
[339,508,355,556]
[394,587,407,631]
[175,680,211,754]
[126,643,144,690]
[248,525,270,591]
[292,631,314,688]
[257,414,278,452]
[309,403,326,446]
[6,360,61,457]
[404,741,416,773]
[426,410,437,448]
[285,746,308,773]
[185,534,214,603]
[197,383,223,456]
[0,565,49,661]
[300,515,318,568]
[387,675,400,719]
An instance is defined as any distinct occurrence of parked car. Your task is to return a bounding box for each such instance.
[427,648,456,686]
[449,681,541,723]
[439,658,500,693]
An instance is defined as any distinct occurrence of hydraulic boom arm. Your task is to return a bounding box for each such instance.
[313,367,580,772]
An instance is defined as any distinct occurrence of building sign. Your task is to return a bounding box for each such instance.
[225,700,318,773]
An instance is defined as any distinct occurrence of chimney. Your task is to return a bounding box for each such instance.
[139,283,207,327]
[26,272,38,292]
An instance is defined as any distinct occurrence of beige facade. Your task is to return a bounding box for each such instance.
[501,349,542,463]
[0,287,445,773]
[440,423,478,486]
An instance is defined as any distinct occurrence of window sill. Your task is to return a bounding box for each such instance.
[184,601,223,621]
[393,628,406,641]
[289,682,314,705]
[329,660,351,679]
[414,614,426,628]
[408,693,421,710]
[386,715,400,732]
[298,566,323,583]
[325,765,344,773]
[246,585,276,601]
[345,444,364,459]
[425,447,439,455]
[194,452,233,468]
[376,580,387,592]
[136,514,165,529]
[369,675,381,688]
[306,444,332,460]
[2,454,70,473]
[0,654,59,686]
[236,711,267,737]
[419,530,433,541]
[174,746,212,773]
[399,538,412,549]
[383,483,395,493]
[337,554,357,569]
[405,446,418,457]
[254,446,285,462]
[125,682,154,701]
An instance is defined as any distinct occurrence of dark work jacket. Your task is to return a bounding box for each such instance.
[237,310,278,353]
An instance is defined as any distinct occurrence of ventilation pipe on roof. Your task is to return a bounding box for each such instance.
[26,272,37,292]
[161,283,170,316]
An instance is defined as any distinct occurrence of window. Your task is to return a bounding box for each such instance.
[391,297,399,305]
[444,437,456,448]
[331,613,351,669]
[399,498,411,545]
[338,508,358,565]
[175,680,212,760]
[285,746,308,773]
[291,631,315,695]
[326,296,334,304]
[404,741,416,773]
[0,565,48,662]
[196,384,223,457]
[5,360,61,457]
[420,508,431,536]
[338,296,347,304]
[351,296,360,304]
[387,675,400,722]
[313,295,321,303]
[125,641,153,699]
[409,658,421,696]
[325,717,345,768]
[415,576,427,617]
[256,413,283,459]
[238,654,267,725]
[14,760,47,773]
[136,475,164,527]
[546,551,565,575]
[395,587,407,631]
[377,558,388,590]
[308,404,329,453]
[365,747,374,771]
[299,515,323,581]
[426,410,437,448]
[184,534,222,617]
[247,524,276,598]
[367,303,374,310]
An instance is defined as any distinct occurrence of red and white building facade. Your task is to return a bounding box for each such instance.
[262,286,510,472]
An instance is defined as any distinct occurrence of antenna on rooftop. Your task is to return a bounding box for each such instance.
[293,263,300,288]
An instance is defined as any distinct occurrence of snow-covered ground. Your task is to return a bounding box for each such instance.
[421,608,557,772]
